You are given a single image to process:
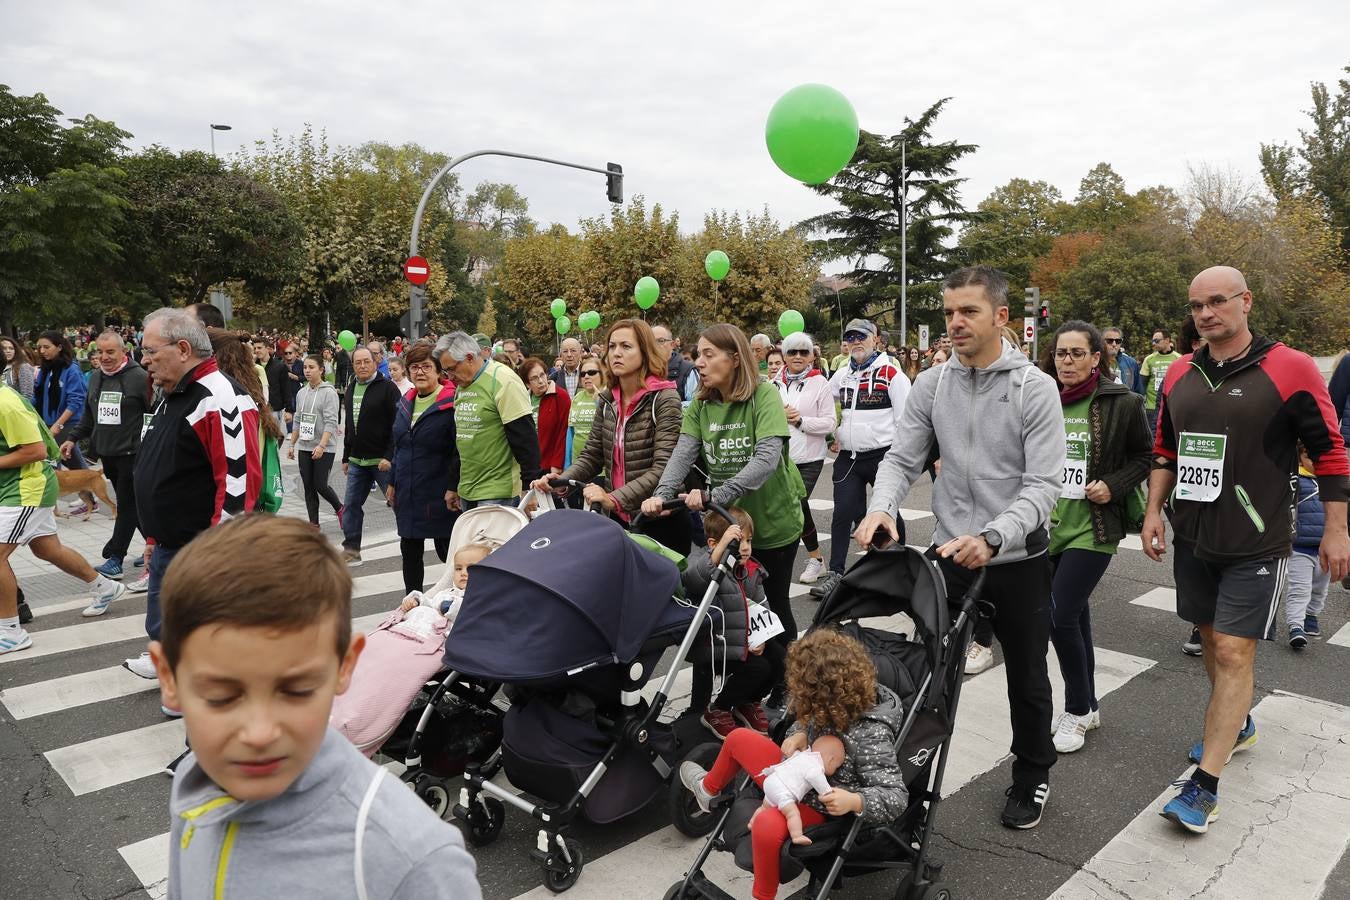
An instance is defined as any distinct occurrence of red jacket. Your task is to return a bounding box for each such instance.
[536,384,572,472]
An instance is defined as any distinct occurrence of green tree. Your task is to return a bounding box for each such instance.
[801,98,978,336]
[957,178,1069,291]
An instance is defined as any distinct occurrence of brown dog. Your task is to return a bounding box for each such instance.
[54,467,118,521]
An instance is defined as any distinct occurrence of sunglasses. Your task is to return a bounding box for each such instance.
[843,332,869,343]
[1104,338,1123,344]
[579,369,601,377]
[784,349,812,357]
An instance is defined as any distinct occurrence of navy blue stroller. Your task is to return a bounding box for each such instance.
[443,505,734,892]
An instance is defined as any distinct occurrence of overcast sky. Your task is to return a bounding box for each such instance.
[5,0,1347,272]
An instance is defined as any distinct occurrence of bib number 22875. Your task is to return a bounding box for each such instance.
[1176,432,1226,503]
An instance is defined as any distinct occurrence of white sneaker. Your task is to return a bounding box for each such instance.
[123,651,157,679]
[125,570,150,594]
[1050,707,1101,735]
[0,624,32,655]
[82,577,126,617]
[798,557,825,584]
[1053,709,1100,753]
[965,642,994,674]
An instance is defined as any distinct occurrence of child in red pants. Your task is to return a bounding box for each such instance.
[679,629,909,900]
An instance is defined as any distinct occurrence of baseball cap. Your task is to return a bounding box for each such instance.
[844,318,877,338]
[472,333,490,349]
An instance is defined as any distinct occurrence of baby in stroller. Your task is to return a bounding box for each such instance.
[678,628,909,900]
[753,733,845,845]
[393,543,492,639]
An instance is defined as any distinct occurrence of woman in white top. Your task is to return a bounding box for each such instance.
[774,331,836,584]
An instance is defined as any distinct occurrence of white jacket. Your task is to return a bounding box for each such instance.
[828,352,910,453]
[774,370,835,464]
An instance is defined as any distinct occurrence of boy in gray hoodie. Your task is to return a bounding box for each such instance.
[148,514,480,899]
[856,265,1064,831]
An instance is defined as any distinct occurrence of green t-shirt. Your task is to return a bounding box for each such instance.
[454,360,533,501]
[411,391,438,424]
[0,387,58,508]
[1049,394,1116,557]
[347,380,382,466]
[531,392,541,424]
[682,381,805,550]
[1140,350,1181,411]
[568,388,599,464]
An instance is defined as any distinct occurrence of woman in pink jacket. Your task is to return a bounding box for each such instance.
[774,331,836,585]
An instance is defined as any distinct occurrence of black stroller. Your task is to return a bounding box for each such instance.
[442,504,737,892]
[666,545,987,900]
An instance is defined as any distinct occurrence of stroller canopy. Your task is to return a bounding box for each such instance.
[443,509,685,681]
[812,546,948,664]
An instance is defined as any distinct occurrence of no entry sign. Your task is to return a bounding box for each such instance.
[404,256,430,286]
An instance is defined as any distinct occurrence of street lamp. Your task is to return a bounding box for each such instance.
[209,123,232,157]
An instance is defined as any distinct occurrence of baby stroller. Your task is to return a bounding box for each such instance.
[344,506,530,811]
[444,503,737,893]
[666,545,988,900]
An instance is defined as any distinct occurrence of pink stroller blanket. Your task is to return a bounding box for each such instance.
[331,610,450,756]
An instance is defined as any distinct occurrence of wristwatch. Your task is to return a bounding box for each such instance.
[980,530,1002,557]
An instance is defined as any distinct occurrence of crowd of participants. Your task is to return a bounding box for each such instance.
[0,263,1348,897]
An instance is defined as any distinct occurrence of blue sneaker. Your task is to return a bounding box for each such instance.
[1289,625,1308,650]
[1188,715,1256,765]
[95,558,124,580]
[1160,778,1219,833]
[1304,615,1321,637]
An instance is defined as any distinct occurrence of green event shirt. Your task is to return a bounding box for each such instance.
[1140,350,1181,411]
[454,359,533,501]
[347,380,381,467]
[1049,394,1116,557]
[568,389,599,464]
[411,391,438,424]
[0,387,58,507]
[681,381,805,550]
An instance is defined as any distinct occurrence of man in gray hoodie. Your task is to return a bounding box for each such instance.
[856,265,1064,830]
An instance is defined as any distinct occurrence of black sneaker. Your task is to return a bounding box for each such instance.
[1182,626,1203,657]
[808,570,842,599]
[17,599,32,625]
[1001,781,1048,829]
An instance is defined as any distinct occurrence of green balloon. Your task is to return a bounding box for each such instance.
[579,310,600,331]
[777,309,805,338]
[704,250,730,281]
[338,330,357,352]
[550,298,567,319]
[555,315,571,335]
[634,276,660,310]
[765,83,860,185]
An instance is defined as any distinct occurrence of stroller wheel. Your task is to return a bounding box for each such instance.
[662,880,697,899]
[542,837,584,893]
[466,797,506,847]
[908,883,951,900]
[412,776,452,819]
[669,742,722,838]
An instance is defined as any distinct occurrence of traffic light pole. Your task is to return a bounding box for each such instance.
[406,150,622,339]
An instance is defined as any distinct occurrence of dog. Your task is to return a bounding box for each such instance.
[54,466,118,521]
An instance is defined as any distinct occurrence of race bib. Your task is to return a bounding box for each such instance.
[747,602,785,650]
[1061,439,1087,500]
[297,413,318,443]
[1176,432,1225,503]
[97,391,122,425]
[140,413,153,439]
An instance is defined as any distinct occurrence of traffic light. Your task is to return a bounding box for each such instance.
[606,162,624,204]
[1024,286,1040,317]
[1038,302,1050,330]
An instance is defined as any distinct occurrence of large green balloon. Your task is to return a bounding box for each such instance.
[555,315,571,335]
[550,298,567,319]
[634,276,660,310]
[579,310,600,331]
[338,330,357,352]
[765,84,860,185]
[777,309,805,338]
[704,250,730,281]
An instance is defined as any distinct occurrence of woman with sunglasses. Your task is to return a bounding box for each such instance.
[1038,320,1151,754]
[773,331,835,585]
[564,354,603,470]
[520,356,572,477]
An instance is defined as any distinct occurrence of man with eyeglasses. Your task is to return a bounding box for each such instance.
[1143,265,1349,835]
[549,337,585,396]
[1141,329,1181,433]
[1101,326,1144,396]
[338,347,400,566]
[652,325,696,403]
[811,318,910,599]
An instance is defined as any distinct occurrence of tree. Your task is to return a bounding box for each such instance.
[801,99,978,337]
[957,178,1069,291]
[0,85,130,331]
[492,224,585,350]
[1066,163,1140,233]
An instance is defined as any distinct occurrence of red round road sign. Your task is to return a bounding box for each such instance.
[404,256,431,286]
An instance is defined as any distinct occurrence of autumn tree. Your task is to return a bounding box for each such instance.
[957,178,1070,292]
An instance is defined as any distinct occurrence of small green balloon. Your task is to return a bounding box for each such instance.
[555,315,571,335]
[777,309,805,338]
[550,298,567,319]
[765,83,860,185]
[634,276,660,310]
[705,249,731,281]
[338,330,357,352]
[579,310,600,331]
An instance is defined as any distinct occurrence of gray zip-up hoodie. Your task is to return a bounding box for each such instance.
[293,380,340,453]
[168,728,480,899]
[868,339,1064,563]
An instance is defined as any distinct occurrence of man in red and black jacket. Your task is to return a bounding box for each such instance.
[1142,265,1349,835]
[123,309,261,682]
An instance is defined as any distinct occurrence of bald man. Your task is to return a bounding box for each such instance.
[1143,265,1349,834]
[550,337,584,395]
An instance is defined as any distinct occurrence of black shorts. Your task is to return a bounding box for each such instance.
[1173,540,1287,641]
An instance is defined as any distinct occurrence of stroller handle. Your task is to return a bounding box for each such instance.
[546,477,606,514]
[628,494,694,530]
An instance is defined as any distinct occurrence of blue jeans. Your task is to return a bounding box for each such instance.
[342,463,392,551]
[461,497,516,510]
[145,543,180,641]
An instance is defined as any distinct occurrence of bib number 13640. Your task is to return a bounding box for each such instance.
[1176,432,1226,503]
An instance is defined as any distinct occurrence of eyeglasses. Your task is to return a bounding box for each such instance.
[1053,348,1091,360]
[1188,291,1244,315]
[1104,338,1123,345]
[408,363,436,374]
[139,342,179,357]
[527,373,550,385]
[784,349,812,357]
[579,369,601,377]
[655,337,673,345]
